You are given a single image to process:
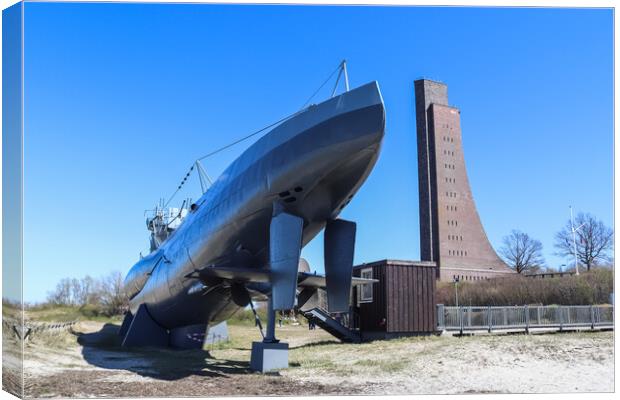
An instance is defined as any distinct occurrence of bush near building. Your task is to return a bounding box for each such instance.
[436,268,613,306]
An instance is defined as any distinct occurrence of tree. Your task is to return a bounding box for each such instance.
[98,271,128,316]
[44,272,128,316]
[554,212,613,271]
[74,276,97,306]
[47,278,72,305]
[500,230,545,274]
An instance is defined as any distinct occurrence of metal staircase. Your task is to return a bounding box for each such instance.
[301,307,361,343]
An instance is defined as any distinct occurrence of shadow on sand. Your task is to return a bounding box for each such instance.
[75,323,250,380]
[289,340,341,349]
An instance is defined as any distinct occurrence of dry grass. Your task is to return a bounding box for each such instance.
[24,305,122,323]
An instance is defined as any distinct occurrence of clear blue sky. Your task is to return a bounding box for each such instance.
[21,3,613,303]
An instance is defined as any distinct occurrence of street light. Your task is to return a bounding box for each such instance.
[453,276,460,307]
[570,206,585,276]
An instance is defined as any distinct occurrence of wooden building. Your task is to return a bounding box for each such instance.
[352,260,438,340]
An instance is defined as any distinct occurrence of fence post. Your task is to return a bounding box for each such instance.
[459,306,464,336]
[537,306,541,326]
[559,306,563,332]
[468,307,472,328]
[488,306,492,333]
[590,305,595,330]
[503,307,507,327]
[525,305,530,334]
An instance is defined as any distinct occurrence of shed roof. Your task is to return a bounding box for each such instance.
[353,259,437,270]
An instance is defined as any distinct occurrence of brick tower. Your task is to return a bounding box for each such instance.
[415,79,514,281]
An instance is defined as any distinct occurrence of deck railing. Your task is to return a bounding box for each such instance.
[436,305,613,334]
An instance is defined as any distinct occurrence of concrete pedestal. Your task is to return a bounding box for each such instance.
[250,341,289,373]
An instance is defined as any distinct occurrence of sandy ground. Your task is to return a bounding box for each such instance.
[3,320,614,398]
[282,330,615,394]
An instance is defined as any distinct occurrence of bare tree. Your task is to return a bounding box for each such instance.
[500,230,545,274]
[70,278,81,305]
[45,272,127,316]
[554,212,613,271]
[47,278,73,305]
[98,271,129,316]
[74,276,96,306]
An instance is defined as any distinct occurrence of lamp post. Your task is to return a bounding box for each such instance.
[453,276,460,307]
[569,206,585,276]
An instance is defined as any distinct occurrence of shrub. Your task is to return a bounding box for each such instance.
[43,271,128,317]
[79,303,104,318]
[437,268,613,306]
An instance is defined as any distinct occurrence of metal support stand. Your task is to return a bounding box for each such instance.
[342,60,350,91]
[250,295,289,373]
[264,296,278,343]
[195,160,213,194]
[331,60,350,97]
[249,299,265,339]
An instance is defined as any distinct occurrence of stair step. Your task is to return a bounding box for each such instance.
[302,308,360,343]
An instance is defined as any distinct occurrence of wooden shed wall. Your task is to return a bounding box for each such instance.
[354,261,437,335]
[355,264,387,332]
[385,263,436,333]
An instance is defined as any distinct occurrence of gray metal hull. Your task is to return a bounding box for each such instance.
[125,82,386,329]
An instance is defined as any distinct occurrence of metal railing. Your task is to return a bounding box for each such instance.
[437,305,613,334]
[308,307,360,331]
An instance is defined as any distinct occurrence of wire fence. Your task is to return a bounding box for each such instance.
[437,305,613,334]
[2,319,78,341]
